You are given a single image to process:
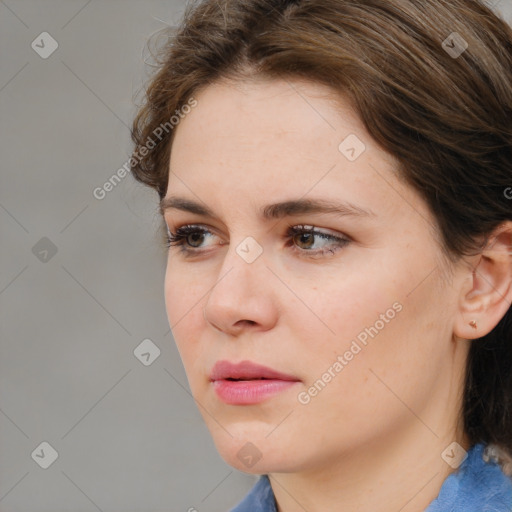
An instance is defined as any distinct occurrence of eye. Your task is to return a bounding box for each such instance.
[165,224,216,254]
[286,225,350,257]
[165,223,350,258]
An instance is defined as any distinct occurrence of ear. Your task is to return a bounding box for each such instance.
[454,221,512,341]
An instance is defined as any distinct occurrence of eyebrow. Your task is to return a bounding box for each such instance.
[159,196,376,220]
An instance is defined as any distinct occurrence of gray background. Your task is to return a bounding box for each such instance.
[1,1,511,511]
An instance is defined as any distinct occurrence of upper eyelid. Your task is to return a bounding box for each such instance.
[166,223,349,247]
[166,223,345,237]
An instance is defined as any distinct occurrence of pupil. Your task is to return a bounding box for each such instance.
[189,233,203,247]
[298,232,314,248]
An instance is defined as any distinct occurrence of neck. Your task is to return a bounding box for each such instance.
[269,420,470,512]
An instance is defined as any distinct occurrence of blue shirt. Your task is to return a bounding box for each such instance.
[229,443,512,511]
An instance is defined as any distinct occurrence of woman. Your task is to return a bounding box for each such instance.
[130,0,512,510]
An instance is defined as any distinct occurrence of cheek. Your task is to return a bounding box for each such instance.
[289,303,431,449]
[292,251,442,391]
[292,267,395,347]
[164,259,204,320]
[164,263,204,367]
[320,281,447,415]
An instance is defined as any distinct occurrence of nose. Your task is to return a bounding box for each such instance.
[202,239,278,336]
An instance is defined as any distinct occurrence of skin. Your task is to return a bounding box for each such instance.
[161,77,512,512]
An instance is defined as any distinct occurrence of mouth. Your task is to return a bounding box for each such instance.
[225,377,275,381]
[211,378,299,405]
[209,360,300,382]
[209,360,300,405]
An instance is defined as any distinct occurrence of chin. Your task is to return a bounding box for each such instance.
[218,447,295,474]
[207,426,302,474]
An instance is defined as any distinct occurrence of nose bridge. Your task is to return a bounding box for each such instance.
[216,233,266,293]
[204,232,269,314]
[201,223,283,334]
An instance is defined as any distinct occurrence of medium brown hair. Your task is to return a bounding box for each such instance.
[130,0,512,453]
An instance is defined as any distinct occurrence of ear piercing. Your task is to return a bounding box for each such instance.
[469,320,477,329]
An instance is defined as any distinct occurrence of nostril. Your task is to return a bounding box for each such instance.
[238,320,256,326]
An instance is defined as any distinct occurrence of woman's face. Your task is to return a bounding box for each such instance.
[162,78,469,474]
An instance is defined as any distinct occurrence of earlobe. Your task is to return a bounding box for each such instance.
[454,222,512,341]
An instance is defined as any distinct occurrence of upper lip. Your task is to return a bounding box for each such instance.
[210,360,300,382]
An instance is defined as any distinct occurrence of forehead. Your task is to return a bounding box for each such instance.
[173,77,361,144]
[165,78,424,229]
[169,78,377,179]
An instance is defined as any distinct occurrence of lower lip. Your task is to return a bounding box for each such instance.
[212,379,299,405]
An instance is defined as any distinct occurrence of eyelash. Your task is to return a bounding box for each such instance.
[164,224,350,258]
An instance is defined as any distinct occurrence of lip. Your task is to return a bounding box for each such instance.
[210,360,299,382]
[210,360,301,405]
